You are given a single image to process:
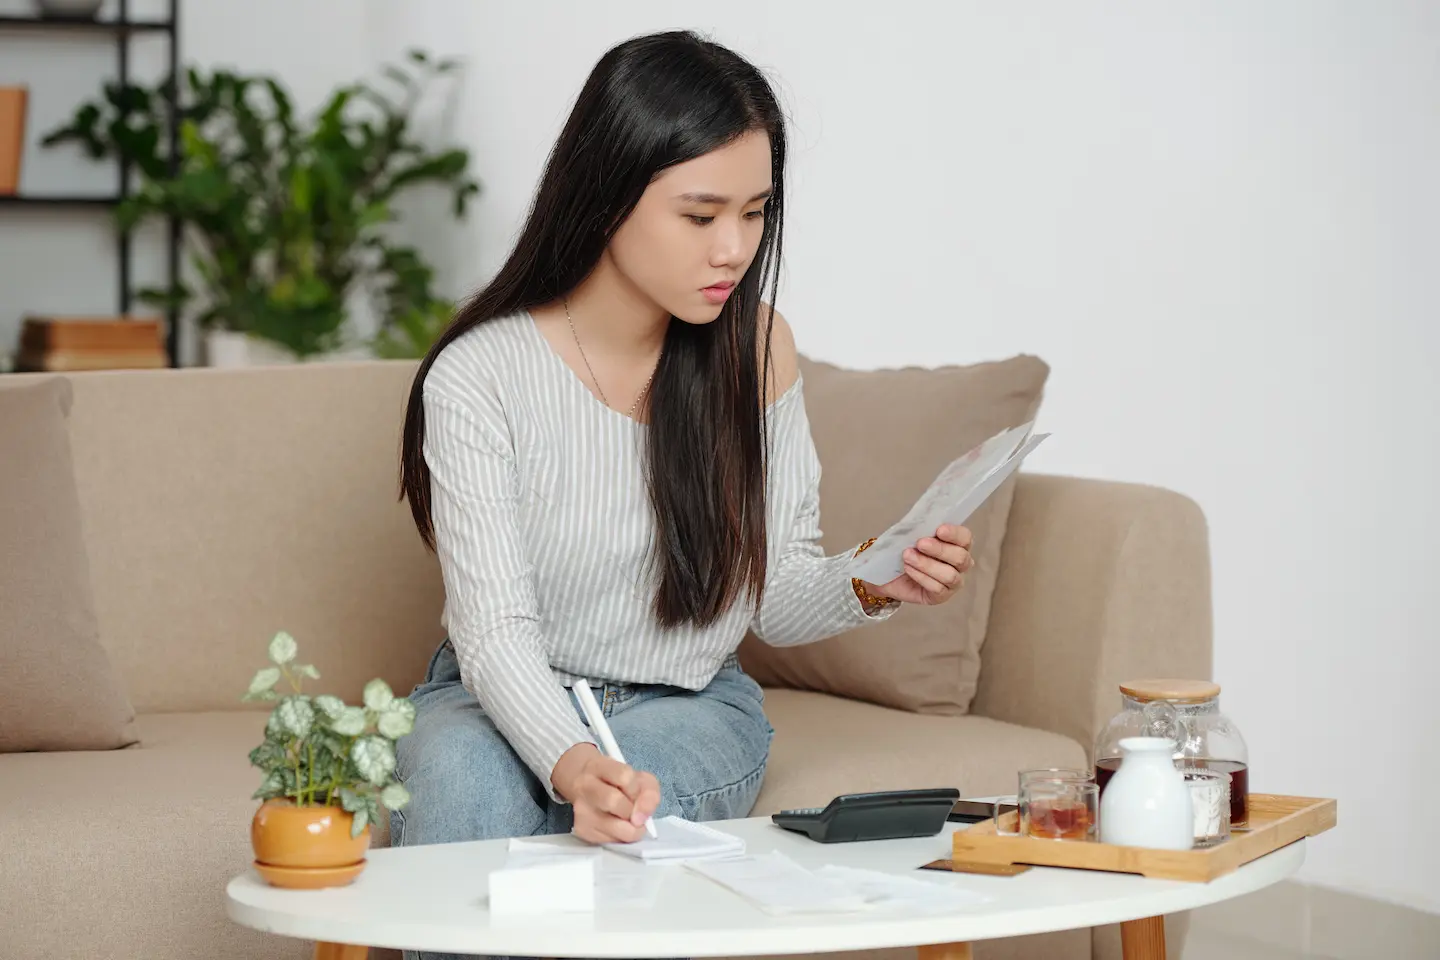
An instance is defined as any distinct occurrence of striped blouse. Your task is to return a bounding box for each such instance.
[421,312,895,799]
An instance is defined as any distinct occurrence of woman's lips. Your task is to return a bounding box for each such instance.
[702,282,734,304]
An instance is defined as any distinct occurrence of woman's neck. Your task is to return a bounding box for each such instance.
[561,254,669,359]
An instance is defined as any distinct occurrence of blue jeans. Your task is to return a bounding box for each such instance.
[391,638,775,960]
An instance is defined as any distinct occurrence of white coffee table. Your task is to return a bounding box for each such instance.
[227,815,1306,960]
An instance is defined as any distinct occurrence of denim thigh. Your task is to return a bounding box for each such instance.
[390,640,554,848]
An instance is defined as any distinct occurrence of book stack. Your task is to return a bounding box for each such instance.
[15,316,168,372]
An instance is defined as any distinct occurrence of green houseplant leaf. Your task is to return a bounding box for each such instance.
[41,52,478,360]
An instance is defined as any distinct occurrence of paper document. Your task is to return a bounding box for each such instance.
[687,852,870,914]
[602,816,745,864]
[688,853,996,916]
[814,865,993,913]
[847,422,1049,585]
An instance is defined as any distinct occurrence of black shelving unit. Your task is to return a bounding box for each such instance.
[0,0,182,367]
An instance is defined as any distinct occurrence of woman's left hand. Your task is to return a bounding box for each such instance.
[869,524,975,607]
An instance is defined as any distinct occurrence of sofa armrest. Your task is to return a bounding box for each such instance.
[970,473,1213,759]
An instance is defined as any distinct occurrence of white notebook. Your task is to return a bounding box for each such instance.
[602,816,745,863]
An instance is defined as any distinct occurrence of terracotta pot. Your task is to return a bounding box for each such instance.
[251,800,371,888]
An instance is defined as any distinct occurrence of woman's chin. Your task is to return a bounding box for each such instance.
[669,301,727,326]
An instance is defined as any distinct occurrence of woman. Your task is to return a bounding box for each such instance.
[394,28,974,876]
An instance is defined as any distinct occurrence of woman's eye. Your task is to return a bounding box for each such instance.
[687,215,714,225]
[745,209,766,220]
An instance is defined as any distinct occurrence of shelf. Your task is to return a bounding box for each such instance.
[0,194,120,207]
[0,15,173,33]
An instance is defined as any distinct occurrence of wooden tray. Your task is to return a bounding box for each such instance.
[952,794,1336,882]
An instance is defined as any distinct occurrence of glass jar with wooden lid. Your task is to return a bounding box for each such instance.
[1094,679,1251,829]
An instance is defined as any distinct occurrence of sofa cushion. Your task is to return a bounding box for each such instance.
[739,354,1049,716]
[0,710,369,960]
[0,377,137,752]
[751,687,1086,815]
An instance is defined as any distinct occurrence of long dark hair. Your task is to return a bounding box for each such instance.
[400,30,787,630]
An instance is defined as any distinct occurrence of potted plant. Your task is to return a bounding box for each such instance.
[41,51,477,365]
[242,631,414,889]
[369,242,455,360]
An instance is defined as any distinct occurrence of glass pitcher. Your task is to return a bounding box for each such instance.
[1094,679,1251,828]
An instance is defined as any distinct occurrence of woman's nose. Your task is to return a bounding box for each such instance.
[709,218,746,266]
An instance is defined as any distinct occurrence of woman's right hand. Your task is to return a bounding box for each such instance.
[551,743,662,844]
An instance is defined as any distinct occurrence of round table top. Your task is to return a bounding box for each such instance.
[227,815,1304,957]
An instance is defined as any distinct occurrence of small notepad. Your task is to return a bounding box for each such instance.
[602,816,745,863]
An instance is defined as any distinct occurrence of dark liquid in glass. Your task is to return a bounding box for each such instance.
[1095,757,1249,828]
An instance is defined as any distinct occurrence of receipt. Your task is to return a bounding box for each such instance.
[687,852,869,914]
[814,865,993,913]
[847,422,1048,585]
[688,853,995,916]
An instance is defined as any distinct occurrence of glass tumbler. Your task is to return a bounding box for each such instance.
[1180,766,1232,848]
[995,779,1101,841]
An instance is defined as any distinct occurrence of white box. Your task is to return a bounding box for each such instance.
[487,855,596,915]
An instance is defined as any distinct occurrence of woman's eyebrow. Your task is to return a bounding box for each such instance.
[675,187,773,204]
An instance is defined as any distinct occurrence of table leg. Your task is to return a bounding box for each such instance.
[918,943,974,960]
[314,943,368,960]
[1121,915,1167,959]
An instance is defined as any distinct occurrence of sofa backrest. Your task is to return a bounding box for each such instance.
[3,361,444,713]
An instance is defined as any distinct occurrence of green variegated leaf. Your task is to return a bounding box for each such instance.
[313,694,346,720]
[351,735,395,785]
[248,741,285,769]
[264,710,288,741]
[337,786,365,813]
[251,769,285,800]
[331,706,366,737]
[276,696,314,738]
[380,782,410,811]
[293,663,320,680]
[385,698,416,722]
[268,631,298,665]
[245,666,281,699]
[366,795,383,831]
[362,678,394,712]
[376,709,413,740]
[350,805,370,838]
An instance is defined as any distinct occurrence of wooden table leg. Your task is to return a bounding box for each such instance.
[1121,915,1166,959]
[918,943,974,960]
[314,943,368,960]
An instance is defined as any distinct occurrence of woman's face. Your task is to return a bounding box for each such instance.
[606,130,773,325]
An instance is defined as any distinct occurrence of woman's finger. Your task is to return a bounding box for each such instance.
[581,778,635,820]
[904,561,949,598]
[629,772,662,824]
[575,807,644,845]
[904,548,962,588]
[936,524,974,549]
[914,538,971,572]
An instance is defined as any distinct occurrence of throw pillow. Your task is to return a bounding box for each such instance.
[738,354,1049,715]
[0,377,138,751]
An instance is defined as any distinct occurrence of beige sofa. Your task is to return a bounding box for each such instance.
[0,360,1211,960]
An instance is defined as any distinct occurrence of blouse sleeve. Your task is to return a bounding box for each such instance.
[422,366,596,802]
[749,384,899,647]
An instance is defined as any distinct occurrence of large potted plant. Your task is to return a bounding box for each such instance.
[242,631,414,889]
[42,51,477,364]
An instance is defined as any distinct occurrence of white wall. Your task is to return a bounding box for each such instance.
[5,0,1435,914]
[371,0,1439,911]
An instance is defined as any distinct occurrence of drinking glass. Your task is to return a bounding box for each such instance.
[1018,767,1093,789]
[1180,765,1232,848]
[995,780,1101,841]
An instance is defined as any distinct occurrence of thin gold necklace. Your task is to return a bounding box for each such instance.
[564,298,656,419]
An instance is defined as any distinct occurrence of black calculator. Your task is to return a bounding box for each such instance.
[770,788,960,843]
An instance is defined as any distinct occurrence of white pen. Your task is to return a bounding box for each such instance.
[572,680,659,839]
